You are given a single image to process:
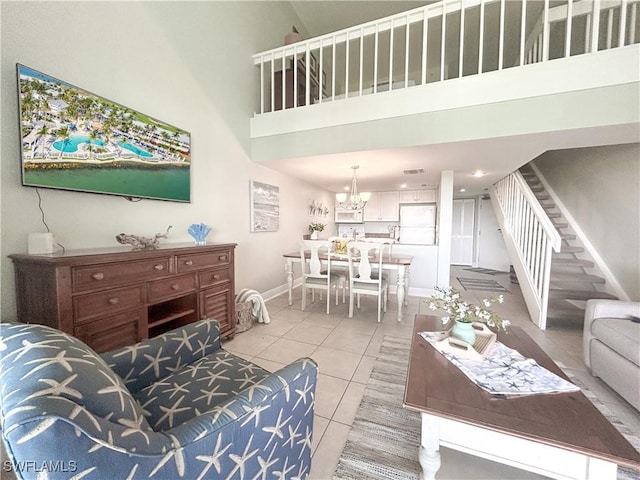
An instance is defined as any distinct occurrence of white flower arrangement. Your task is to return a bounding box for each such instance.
[425,286,510,332]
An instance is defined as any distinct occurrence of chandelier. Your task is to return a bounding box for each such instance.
[335,165,371,210]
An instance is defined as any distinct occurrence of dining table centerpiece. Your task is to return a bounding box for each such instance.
[308,222,325,240]
[424,286,510,345]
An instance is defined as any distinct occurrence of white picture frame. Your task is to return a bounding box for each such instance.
[250,181,280,232]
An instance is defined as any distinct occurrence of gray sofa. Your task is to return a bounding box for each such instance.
[583,299,640,411]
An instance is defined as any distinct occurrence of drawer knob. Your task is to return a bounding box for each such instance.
[185,260,194,266]
[108,298,119,305]
[219,255,228,261]
[213,274,221,280]
[154,264,164,271]
[92,273,104,281]
[171,284,180,290]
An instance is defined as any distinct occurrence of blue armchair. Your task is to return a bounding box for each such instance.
[0,319,317,479]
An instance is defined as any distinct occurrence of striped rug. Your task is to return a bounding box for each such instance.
[333,336,640,480]
[457,277,510,293]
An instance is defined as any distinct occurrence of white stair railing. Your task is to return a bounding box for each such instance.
[253,0,639,115]
[491,171,562,329]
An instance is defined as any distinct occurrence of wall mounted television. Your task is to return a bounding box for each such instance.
[17,64,191,203]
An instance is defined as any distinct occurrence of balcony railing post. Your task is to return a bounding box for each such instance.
[620,0,629,46]
[542,0,550,61]
[591,0,602,52]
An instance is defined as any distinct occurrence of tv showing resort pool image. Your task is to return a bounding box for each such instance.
[17,64,191,202]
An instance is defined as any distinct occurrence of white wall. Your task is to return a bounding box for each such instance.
[533,144,640,301]
[0,1,334,319]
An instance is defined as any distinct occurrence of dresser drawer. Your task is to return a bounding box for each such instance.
[198,267,231,289]
[72,257,172,293]
[74,308,145,353]
[148,274,196,303]
[74,286,145,323]
[177,249,231,273]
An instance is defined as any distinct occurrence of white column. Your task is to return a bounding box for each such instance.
[437,170,454,287]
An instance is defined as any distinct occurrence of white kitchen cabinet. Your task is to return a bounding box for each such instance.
[399,190,437,203]
[364,192,399,221]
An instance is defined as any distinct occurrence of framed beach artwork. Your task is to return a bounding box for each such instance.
[250,181,279,232]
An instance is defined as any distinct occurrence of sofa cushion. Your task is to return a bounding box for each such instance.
[0,323,152,432]
[133,348,270,430]
[591,317,640,367]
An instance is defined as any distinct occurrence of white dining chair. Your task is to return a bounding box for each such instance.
[347,241,389,322]
[300,240,341,314]
[328,236,350,304]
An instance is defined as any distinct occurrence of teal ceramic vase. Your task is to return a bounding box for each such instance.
[451,320,476,345]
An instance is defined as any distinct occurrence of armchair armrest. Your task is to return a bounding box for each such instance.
[101,318,222,393]
[583,299,640,369]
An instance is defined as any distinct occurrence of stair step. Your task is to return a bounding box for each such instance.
[542,203,556,210]
[560,233,576,240]
[546,301,585,322]
[530,185,545,192]
[549,289,618,301]
[552,221,568,229]
[559,245,584,253]
[535,193,551,201]
[552,258,594,268]
[547,212,562,218]
[550,272,606,283]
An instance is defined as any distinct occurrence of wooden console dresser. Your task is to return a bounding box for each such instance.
[9,243,237,352]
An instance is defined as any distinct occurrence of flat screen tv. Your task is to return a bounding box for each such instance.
[16,64,191,202]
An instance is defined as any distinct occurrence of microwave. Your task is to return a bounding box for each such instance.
[335,208,364,223]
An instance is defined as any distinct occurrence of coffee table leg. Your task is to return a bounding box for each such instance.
[419,413,441,480]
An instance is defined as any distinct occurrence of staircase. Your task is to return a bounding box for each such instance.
[518,164,617,325]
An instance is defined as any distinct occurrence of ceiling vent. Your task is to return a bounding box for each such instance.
[403,168,425,175]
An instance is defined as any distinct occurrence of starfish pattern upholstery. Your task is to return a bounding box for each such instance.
[1,319,317,479]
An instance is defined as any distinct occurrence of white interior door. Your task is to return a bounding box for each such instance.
[476,197,510,271]
[451,199,475,265]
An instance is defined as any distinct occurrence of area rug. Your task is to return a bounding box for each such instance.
[457,277,510,293]
[333,335,640,480]
[463,267,508,275]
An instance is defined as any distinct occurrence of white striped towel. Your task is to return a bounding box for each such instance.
[235,289,271,324]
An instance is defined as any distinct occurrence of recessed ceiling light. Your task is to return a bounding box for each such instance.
[459,188,467,192]
[472,170,486,177]
[400,184,407,189]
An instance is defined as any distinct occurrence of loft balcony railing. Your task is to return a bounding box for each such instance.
[253,0,639,115]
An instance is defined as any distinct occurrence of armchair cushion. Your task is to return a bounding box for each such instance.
[133,348,271,430]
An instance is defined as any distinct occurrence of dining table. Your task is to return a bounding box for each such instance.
[282,250,414,322]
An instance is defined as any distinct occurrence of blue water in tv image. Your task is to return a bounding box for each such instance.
[18,64,191,202]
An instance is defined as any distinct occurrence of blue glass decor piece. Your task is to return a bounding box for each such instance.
[188,223,211,245]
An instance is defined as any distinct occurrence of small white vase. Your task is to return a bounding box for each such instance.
[310,231,319,240]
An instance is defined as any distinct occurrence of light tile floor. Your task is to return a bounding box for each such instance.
[224,266,639,480]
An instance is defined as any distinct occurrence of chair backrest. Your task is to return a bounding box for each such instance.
[300,240,332,279]
[347,241,384,286]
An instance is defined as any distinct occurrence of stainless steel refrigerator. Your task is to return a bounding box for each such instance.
[399,203,437,245]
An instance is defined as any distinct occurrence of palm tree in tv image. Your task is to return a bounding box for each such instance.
[37,124,49,159]
[88,129,101,159]
[56,126,70,159]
